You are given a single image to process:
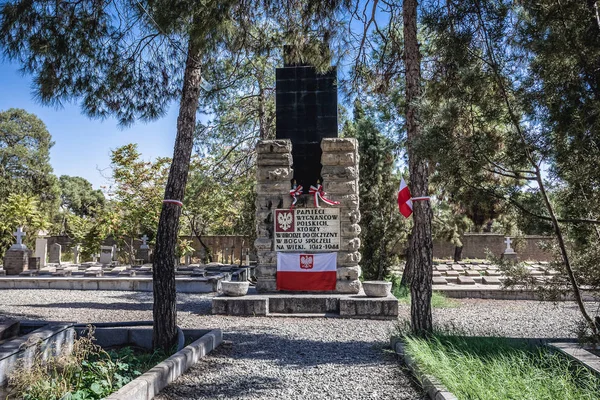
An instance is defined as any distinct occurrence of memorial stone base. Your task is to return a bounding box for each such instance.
[254,138,362,294]
[4,249,29,275]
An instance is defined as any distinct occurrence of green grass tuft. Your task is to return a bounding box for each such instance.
[402,335,600,400]
[390,277,459,308]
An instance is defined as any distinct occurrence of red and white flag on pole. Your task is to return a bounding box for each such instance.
[398,177,413,218]
[277,252,337,291]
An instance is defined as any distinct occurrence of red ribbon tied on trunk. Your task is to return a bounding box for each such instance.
[289,185,303,209]
[309,184,340,208]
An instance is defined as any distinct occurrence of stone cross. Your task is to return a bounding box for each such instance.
[504,237,515,254]
[140,234,149,249]
[14,227,25,245]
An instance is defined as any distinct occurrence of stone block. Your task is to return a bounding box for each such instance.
[336,279,361,294]
[338,251,361,266]
[433,277,447,285]
[256,264,277,278]
[321,138,358,152]
[465,270,480,276]
[451,264,464,271]
[321,166,359,181]
[269,297,339,314]
[336,194,360,209]
[340,238,361,252]
[445,270,459,276]
[254,238,272,251]
[257,167,292,182]
[256,182,292,194]
[321,152,356,166]
[457,276,476,285]
[341,223,361,237]
[337,266,361,280]
[257,251,277,265]
[256,279,277,293]
[322,180,357,195]
[339,296,398,318]
[482,276,502,285]
[4,249,29,275]
[436,265,448,272]
[256,139,292,154]
[485,270,502,276]
[255,195,290,210]
[212,297,268,316]
[257,153,292,167]
[339,209,361,224]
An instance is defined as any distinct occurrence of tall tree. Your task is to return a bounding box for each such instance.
[1,0,349,349]
[0,108,60,215]
[58,176,105,218]
[403,0,433,335]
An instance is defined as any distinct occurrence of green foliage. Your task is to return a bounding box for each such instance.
[0,193,49,254]
[8,330,168,400]
[389,274,459,308]
[59,176,105,218]
[346,100,410,280]
[401,334,600,400]
[106,144,169,262]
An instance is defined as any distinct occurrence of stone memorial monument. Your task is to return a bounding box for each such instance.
[73,245,81,264]
[138,234,152,263]
[99,246,113,265]
[34,238,48,268]
[49,243,62,264]
[501,237,518,263]
[3,227,29,275]
[254,49,361,294]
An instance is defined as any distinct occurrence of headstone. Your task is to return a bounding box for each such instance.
[34,238,48,267]
[4,227,29,275]
[48,243,62,264]
[99,246,113,265]
[140,234,149,249]
[184,254,191,266]
[28,257,40,270]
[112,244,118,261]
[138,246,152,263]
[73,245,80,264]
[245,248,250,266]
[501,236,518,263]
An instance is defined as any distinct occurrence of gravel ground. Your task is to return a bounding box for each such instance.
[0,289,597,399]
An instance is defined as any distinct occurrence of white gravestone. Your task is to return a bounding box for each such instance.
[73,245,81,264]
[99,246,113,265]
[35,238,48,267]
[503,237,515,254]
[140,234,149,249]
[10,227,27,250]
[112,244,118,261]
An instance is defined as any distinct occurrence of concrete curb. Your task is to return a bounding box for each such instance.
[547,342,600,377]
[390,337,458,400]
[105,328,222,400]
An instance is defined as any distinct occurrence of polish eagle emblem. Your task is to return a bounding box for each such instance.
[277,211,293,231]
[300,254,314,269]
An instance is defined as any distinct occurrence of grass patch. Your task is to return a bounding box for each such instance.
[8,328,170,400]
[391,279,459,308]
[402,334,600,400]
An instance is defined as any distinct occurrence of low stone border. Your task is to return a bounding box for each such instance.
[0,324,75,386]
[105,328,222,400]
[548,342,600,376]
[390,337,457,400]
[434,286,598,301]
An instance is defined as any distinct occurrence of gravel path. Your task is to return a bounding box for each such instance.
[0,289,597,399]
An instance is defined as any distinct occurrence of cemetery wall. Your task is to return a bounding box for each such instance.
[432,234,554,261]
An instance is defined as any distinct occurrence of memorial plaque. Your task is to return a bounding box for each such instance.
[274,208,340,252]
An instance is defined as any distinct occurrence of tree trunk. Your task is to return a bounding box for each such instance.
[152,40,202,351]
[453,245,463,262]
[403,0,433,336]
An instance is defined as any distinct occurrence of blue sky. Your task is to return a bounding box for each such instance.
[0,60,180,189]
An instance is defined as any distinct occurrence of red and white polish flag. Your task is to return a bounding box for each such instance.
[277,252,337,291]
[398,177,413,218]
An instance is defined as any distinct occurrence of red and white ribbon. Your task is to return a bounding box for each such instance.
[163,199,183,207]
[289,185,304,209]
[309,184,340,208]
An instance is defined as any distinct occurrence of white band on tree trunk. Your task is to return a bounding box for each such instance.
[163,199,183,207]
